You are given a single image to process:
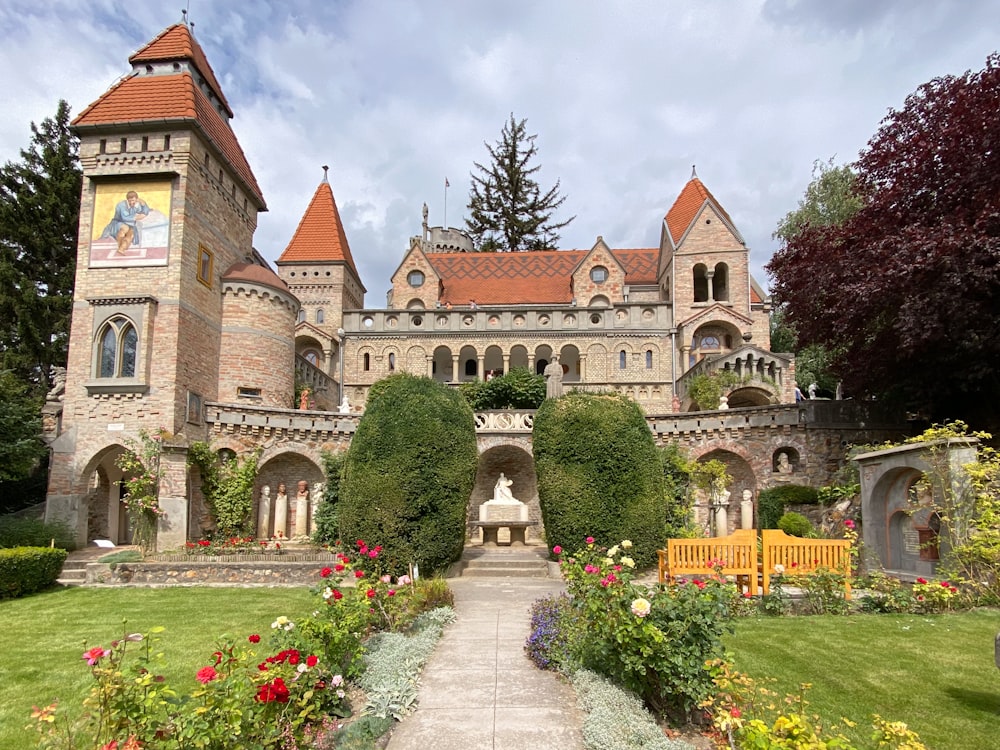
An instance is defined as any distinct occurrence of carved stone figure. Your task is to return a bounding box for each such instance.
[309,482,323,535]
[492,473,516,503]
[544,355,563,399]
[274,483,289,537]
[776,452,793,474]
[718,395,729,409]
[294,480,310,537]
[740,489,754,530]
[257,485,271,539]
[46,366,67,402]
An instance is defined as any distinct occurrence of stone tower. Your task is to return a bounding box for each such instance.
[45,21,268,548]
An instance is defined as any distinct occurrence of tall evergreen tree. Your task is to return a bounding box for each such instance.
[465,114,574,252]
[0,100,81,393]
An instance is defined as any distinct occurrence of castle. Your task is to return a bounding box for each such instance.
[44,22,807,550]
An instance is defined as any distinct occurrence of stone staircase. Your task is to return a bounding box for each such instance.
[453,544,553,578]
[57,556,89,587]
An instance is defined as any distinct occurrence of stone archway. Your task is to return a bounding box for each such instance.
[256,450,324,540]
[469,444,539,543]
[694,448,755,535]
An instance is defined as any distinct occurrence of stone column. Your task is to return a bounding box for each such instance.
[477,355,485,380]
[502,353,510,375]
[156,443,190,551]
[706,269,715,301]
[527,354,535,373]
[257,486,271,539]
[451,355,459,382]
[426,356,434,378]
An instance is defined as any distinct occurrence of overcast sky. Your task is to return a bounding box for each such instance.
[1,1,995,301]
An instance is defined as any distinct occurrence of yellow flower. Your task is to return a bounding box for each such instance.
[621,556,635,568]
[621,539,633,549]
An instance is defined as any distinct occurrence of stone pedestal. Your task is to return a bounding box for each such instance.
[156,495,188,550]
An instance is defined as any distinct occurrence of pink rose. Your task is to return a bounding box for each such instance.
[552,545,562,555]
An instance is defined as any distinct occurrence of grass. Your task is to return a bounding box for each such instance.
[0,586,314,749]
[726,609,1000,749]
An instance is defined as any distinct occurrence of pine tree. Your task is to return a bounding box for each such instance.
[465,114,574,252]
[0,100,81,393]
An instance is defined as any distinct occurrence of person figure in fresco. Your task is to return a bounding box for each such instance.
[100,190,151,254]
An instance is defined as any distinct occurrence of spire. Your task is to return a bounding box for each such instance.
[691,164,698,179]
[664,171,743,246]
[322,165,329,183]
[277,177,362,283]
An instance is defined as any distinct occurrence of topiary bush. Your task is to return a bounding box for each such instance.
[338,374,477,576]
[0,547,67,599]
[777,511,813,537]
[757,484,820,529]
[533,392,667,568]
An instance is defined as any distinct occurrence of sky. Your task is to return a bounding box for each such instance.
[1,0,996,301]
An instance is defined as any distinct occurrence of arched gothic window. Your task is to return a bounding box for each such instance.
[388,353,396,371]
[316,308,325,324]
[645,350,653,369]
[98,316,137,378]
[619,350,627,369]
[363,352,371,371]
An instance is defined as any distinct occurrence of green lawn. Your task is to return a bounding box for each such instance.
[0,586,314,749]
[726,610,1000,749]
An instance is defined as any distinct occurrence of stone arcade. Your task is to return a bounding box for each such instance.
[43,21,902,550]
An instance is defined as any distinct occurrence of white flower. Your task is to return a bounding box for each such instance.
[336,689,346,699]
[604,557,614,566]
[774,564,785,575]
[630,598,651,618]
[323,587,334,600]
[297,663,308,673]
[620,556,635,569]
[331,674,344,687]
[621,539,633,549]
[271,615,294,631]
[607,545,620,557]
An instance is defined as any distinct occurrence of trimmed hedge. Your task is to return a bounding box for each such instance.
[0,546,67,599]
[0,516,75,550]
[339,374,478,575]
[757,484,820,529]
[777,511,813,537]
[533,392,667,568]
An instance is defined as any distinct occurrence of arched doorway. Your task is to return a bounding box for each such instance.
[470,444,539,543]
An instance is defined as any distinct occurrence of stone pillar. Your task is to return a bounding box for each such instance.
[502,353,510,375]
[706,269,715,301]
[294,481,309,538]
[680,346,690,373]
[451,355,459,382]
[579,354,587,381]
[477,355,485,380]
[156,444,190,551]
[528,354,535,373]
[257,486,271,539]
[274,486,289,538]
[426,356,434,378]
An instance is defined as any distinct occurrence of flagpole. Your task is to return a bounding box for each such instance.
[444,177,450,229]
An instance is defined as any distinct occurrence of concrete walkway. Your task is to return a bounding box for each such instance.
[387,576,585,750]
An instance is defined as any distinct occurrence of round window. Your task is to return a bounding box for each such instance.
[407,270,425,287]
[590,266,608,283]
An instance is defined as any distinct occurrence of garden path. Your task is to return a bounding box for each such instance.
[386,576,585,750]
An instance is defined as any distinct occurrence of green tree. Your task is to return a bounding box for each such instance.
[533,392,667,568]
[0,370,46,483]
[465,114,574,252]
[0,100,81,392]
[188,442,261,538]
[339,374,478,575]
[661,442,696,537]
[460,367,546,410]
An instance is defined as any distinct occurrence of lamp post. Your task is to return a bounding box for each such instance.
[337,327,345,411]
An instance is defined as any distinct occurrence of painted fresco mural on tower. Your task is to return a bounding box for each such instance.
[90,180,172,267]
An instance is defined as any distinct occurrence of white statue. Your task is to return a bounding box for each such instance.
[544,355,563,399]
[273,482,289,538]
[257,485,271,539]
[308,482,323,535]
[339,395,351,414]
[294,480,310,537]
[493,472,516,503]
[740,489,754,530]
[718,395,729,410]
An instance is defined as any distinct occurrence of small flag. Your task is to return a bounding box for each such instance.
[445,177,450,188]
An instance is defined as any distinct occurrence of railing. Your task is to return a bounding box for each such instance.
[474,411,534,432]
[294,355,336,410]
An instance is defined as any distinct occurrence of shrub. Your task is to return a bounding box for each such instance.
[857,571,914,614]
[188,441,261,539]
[757,484,819,529]
[339,374,478,576]
[312,450,346,546]
[533,392,667,568]
[777,511,813,537]
[460,367,545,410]
[0,516,75,550]
[0,546,67,599]
[561,539,733,721]
[660,443,697,537]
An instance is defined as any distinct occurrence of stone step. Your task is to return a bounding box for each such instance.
[460,563,550,578]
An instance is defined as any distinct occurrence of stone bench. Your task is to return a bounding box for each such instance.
[472,520,537,546]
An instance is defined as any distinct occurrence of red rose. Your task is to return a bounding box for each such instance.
[366,588,376,599]
[306,655,318,667]
[333,589,343,600]
[196,666,218,684]
[916,577,928,585]
[320,567,333,578]
[355,570,364,578]
[387,589,396,597]
[248,634,261,643]
[335,563,345,572]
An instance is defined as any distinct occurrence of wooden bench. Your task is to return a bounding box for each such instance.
[472,520,536,546]
[658,529,758,596]
[761,529,852,598]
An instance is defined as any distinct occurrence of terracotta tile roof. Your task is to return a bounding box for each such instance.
[129,23,232,115]
[74,24,261,207]
[664,177,741,246]
[73,71,264,208]
[277,180,360,278]
[428,248,658,305]
[222,261,289,293]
